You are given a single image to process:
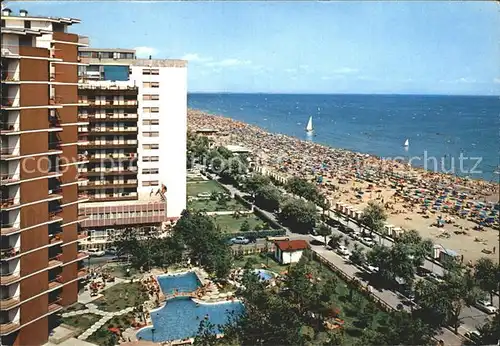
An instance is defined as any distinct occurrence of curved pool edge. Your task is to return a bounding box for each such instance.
[191,297,243,306]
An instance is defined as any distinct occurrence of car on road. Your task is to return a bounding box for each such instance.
[464,330,482,344]
[366,265,379,274]
[229,236,251,245]
[362,237,375,247]
[86,248,106,257]
[336,245,351,257]
[475,300,498,314]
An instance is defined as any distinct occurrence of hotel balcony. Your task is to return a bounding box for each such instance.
[0,246,20,262]
[0,192,63,211]
[80,168,138,177]
[78,86,138,96]
[79,113,138,123]
[0,296,20,311]
[80,180,138,190]
[48,297,63,314]
[86,100,138,109]
[0,146,62,161]
[48,275,64,292]
[80,140,138,149]
[87,127,138,135]
[88,194,138,202]
[0,259,20,285]
[0,320,20,337]
[88,153,137,163]
[0,171,61,186]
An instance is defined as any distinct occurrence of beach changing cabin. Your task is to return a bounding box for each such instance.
[274,240,309,264]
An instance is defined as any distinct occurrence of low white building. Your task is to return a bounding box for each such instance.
[274,240,309,264]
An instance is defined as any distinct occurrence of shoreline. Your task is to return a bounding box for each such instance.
[190,106,498,184]
[188,108,499,264]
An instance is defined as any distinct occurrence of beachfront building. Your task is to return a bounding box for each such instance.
[1,9,90,346]
[76,47,187,250]
[274,240,309,264]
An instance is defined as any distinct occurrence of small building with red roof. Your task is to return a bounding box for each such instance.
[274,239,309,264]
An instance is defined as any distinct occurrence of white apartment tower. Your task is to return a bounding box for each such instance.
[130,60,187,218]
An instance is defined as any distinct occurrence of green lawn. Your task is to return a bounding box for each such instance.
[61,313,101,335]
[211,213,266,233]
[187,180,226,196]
[188,198,249,212]
[93,282,148,312]
[104,265,140,279]
[233,253,288,274]
[187,175,207,182]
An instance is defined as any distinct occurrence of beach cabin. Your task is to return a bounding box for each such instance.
[433,245,461,263]
[274,240,309,265]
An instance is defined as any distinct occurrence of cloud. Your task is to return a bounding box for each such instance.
[494,78,500,84]
[206,59,252,68]
[455,77,476,84]
[134,46,158,58]
[181,53,213,63]
[331,67,359,74]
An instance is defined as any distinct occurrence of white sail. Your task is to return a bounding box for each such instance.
[306,116,313,132]
[404,139,409,146]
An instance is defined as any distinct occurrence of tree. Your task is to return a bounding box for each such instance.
[194,319,220,346]
[240,220,251,233]
[360,202,387,236]
[316,224,331,247]
[254,184,281,212]
[395,229,433,268]
[349,244,366,266]
[477,312,500,345]
[327,234,343,249]
[366,244,393,280]
[285,176,321,202]
[244,174,271,196]
[279,198,317,234]
[474,257,499,304]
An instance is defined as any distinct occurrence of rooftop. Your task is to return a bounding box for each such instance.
[1,10,80,24]
[80,191,164,208]
[275,240,309,252]
[133,59,187,68]
[79,47,136,54]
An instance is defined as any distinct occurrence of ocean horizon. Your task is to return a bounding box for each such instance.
[188,93,500,182]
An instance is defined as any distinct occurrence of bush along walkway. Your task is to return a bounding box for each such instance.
[61,303,134,340]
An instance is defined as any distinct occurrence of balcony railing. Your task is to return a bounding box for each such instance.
[0,197,20,209]
[48,298,63,313]
[0,247,20,260]
[0,321,20,335]
[0,269,20,285]
[0,295,20,310]
[49,235,63,245]
[1,74,20,83]
[0,122,20,134]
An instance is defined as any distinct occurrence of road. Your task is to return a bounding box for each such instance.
[216,178,495,341]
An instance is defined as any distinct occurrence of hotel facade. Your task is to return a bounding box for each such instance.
[77,49,187,250]
[1,8,90,346]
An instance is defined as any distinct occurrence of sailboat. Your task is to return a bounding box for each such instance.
[306,116,313,132]
[404,139,409,147]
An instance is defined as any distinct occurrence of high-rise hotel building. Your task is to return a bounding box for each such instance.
[1,8,90,346]
[76,49,187,248]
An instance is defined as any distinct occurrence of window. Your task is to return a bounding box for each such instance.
[142,180,158,187]
[1,20,5,28]
[142,69,151,75]
[79,51,91,57]
[151,69,160,75]
[151,156,159,162]
[151,107,159,113]
[143,94,160,101]
[143,131,159,137]
[143,82,160,88]
[24,21,31,29]
[142,144,159,150]
[142,119,159,126]
[142,168,159,174]
[143,107,151,113]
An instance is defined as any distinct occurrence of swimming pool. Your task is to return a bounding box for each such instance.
[136,297,244,342]
[253,269,274,281]
[157,271,201,295]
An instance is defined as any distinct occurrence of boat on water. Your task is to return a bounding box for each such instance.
[306,116,313,132]
[404,138,409,147]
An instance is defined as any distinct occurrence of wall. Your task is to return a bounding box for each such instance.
[130,64,187,218]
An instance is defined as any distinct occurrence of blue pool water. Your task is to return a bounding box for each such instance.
[136,297,244,342]
[157,272,201,295]
[254,269,273,281]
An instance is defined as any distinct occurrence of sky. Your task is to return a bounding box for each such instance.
[6,1,500,95]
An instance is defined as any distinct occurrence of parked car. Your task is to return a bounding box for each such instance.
[362,237,375,246]
[464,330,482,344]
[229,236,250,245]
[86,248,106,257]
[475,300,498,314]
[366,265,379,274]
[336,245,351,257]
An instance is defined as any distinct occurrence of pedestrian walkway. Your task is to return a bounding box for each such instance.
[61,303,134,340]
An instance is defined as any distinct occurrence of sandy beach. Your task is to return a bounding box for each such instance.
[188,109,499,264]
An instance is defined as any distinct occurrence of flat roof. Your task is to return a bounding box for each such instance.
[79,47,136,54]
[1,27,49,36]
[80,191,164,208]
[225,145,251,153]
[133,59,187,68]
[1,14,80,24]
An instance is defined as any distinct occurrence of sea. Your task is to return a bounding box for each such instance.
[188,94,500,182]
